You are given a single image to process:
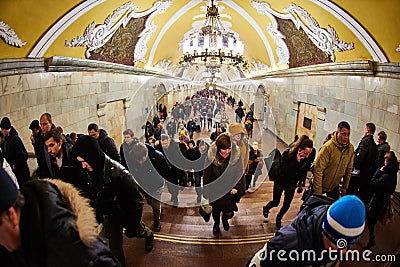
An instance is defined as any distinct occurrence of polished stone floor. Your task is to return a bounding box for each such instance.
[123,103,400,267]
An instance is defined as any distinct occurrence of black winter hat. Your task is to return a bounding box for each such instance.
[72,135,105,173]
[0,117,11,130]
[0,168,19,213]
[29,119,40,130]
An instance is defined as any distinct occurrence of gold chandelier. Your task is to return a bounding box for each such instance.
[179,0,248,69]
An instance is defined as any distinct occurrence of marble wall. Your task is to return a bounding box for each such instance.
[244,62,400,156]
[0,58,187,175]
[1,58,399,174]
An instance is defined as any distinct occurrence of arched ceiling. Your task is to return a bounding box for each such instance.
[1,0,399,82]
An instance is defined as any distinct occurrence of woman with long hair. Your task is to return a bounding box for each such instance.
[203,133,244,234]
[262,135,315,229]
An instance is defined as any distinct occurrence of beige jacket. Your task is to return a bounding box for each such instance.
[313,134,354,194]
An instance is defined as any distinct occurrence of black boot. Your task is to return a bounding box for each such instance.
[145,232,154,252]
[263,206,270,218]
[212,212,220,235]
[154,220,161,232]
[222,216,230,231]
[276,216,282,230]
[213,223,220,235]
[364,237,375,250]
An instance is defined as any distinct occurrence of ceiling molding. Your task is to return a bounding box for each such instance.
[28,0,105,57]
[147,1,202,68]
[147,0,275,68]
[0,21,26,47]
[224,0,275,66]
[310,0,388,62]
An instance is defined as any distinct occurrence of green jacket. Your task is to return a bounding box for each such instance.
[313,134,354,194]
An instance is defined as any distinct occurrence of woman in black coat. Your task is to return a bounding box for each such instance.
[262,135,314,229]
[203,133,244,235]
[365,151,398,249]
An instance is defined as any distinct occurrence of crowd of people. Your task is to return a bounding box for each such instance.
[0,88,398,266]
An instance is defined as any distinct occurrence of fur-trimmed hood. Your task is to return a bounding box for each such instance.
[207,142,241,167]
[45,179,98,247]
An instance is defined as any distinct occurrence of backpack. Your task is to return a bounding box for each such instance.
[299,194,334,213]
[245,121,253,130]
[263,148,281,181]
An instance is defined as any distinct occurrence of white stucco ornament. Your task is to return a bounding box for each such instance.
[0,21,26,47]
[252,1,354,62]
[65,1,172,61]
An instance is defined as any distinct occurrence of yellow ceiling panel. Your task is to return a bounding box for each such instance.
[0,0,398,66]
[332,0,400,62]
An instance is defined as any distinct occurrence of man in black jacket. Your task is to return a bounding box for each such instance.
[119,129,138,168]
[88,123,121,163]
[0,117,30,185]
[127,142,170,232]
[72,136,153,267]
[374,130,390,171]
[347,122,377,204]
[249,195,366,267]
[0,168,119,267]
[44,129,88,192]
[235,106,245,123]
[35,113,57,178]
[156,134,187,206]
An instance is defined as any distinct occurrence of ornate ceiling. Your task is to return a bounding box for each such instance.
[1,0,399,82]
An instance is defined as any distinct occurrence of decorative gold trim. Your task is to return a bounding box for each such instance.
[153,233,274,245]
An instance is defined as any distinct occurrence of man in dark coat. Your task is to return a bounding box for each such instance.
[119,129,138,169]
[127,142,170,232]
[365,151,398,249]
[144,121,155,141]
[249,195,366,267]
[43,128,88,191]
[28,119,40,146]
[156,134,186,206]
[88,123,121,163]
[0,168,119,267]
[374,130,390,171]
[35,113,57,178]
[72,136,153,266]
[347,122,377,204]
[235,106,245,123]
[210,126,222,142]
[166,119,176,139]
[0,117,30,184]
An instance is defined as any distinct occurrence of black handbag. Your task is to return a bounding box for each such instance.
[301,178,314,201]
[264,148,282,181]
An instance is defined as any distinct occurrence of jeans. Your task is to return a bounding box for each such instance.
[144,186,164,221]
[264,184,296,219]
[236,114,242,123]
[103,216,152,267]
[194,171,202,197]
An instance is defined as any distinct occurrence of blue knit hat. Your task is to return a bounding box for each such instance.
[0,168,19,213]
[322,195,365,245]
